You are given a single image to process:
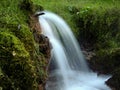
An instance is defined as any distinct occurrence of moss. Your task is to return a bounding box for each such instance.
[0,24,35,57]
[11,24,35,54]
[0,32,38,90]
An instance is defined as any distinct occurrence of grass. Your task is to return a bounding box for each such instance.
[0,0,27,25]
[32,0,120,49]
[32,0,120,34]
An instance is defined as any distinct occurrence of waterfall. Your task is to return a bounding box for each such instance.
[39,11,111,90]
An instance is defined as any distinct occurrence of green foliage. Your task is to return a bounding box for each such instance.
[0,32,38,90]
[11,24,35,53]
[0,0,27,25]
[0,0,35,58]
[73,7,120,50]
[0,0,42,25]
[31,0,120,35]
[92,48,120,73]
[0,0,48,89]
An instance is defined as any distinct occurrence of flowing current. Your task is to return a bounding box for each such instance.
[39,11,111,90]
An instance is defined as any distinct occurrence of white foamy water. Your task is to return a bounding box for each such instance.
[39,11,111,90]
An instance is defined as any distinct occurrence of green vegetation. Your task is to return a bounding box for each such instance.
[0,0,120,89]
[31,0,120,34]
[31,0,120,50]
[0,32,37,90]
[0,0,48,90]
[73,7,120,49]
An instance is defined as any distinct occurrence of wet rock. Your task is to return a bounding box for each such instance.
[106,68,120,90]
[82,50,96,60]
[39,34,52,58]
[34,12,45,17]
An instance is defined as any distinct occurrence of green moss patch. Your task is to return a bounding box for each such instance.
[0,32,38,90]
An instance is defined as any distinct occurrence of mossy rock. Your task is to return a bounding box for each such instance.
[0,32,38,90]
[9,24,35,54]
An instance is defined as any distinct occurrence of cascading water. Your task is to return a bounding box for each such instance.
[39,11,111,90]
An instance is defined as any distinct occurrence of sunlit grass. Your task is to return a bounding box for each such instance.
[32,0,120,14]
[0,0,27,25]
[32,0,120,34]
